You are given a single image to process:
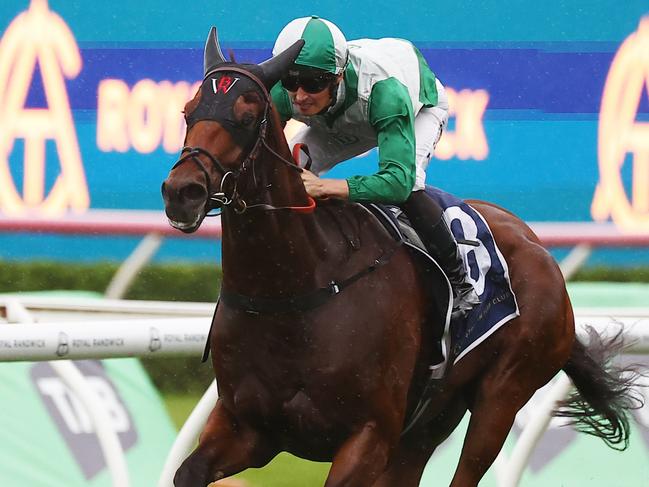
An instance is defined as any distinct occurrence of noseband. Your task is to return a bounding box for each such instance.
[171,66,307,215]
[172,145,241,209]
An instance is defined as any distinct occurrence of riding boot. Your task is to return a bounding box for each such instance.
[401,191,480,316]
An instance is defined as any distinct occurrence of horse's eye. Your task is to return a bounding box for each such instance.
[241,113,255,127]
[242,92,260,104]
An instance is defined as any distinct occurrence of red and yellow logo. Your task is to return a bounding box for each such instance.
[0,0,89,216]
[592,17,649,231]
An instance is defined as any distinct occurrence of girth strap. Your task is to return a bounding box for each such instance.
[219,242,401,314]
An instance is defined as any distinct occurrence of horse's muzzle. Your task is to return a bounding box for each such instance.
[161,180,208,233]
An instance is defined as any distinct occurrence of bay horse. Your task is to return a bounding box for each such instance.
[161,28,641,487]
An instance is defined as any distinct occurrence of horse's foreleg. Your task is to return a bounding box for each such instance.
[174,400,274,487]
[324,421,394,487]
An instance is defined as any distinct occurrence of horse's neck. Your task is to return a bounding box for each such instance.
[221,127,330,295]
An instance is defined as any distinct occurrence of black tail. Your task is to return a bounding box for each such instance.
[555,327,644,450]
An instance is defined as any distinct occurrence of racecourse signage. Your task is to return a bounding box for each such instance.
[592,17,649,232]
[31,361,137,479]
[96,78,198,154]
[0,0,490,218]
[1,0,648,265]
[0,358,176,486]
[0,0,89,216]
[436,88,490,161]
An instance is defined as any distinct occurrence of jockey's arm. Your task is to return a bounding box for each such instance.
[270,79,417,203]
[345,78,416,203]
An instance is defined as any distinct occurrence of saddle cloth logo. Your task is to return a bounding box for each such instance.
[0,0,89,216]
[425,186,520,366]
[592,17,649,231]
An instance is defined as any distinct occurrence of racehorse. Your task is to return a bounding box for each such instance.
[162,28,641,487]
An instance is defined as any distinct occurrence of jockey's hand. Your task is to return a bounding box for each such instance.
[300,169,350,200]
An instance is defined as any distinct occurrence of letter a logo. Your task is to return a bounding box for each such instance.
[0,0,89,216]
[592,17,649,231]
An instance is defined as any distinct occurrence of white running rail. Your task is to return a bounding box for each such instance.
[157,380,219,487]
[157,311,649,487]
[1,299,648,487]
[3,300,130,487]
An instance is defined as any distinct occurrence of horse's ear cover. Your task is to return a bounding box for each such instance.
[204,26,227,75]
[259,40,305,90]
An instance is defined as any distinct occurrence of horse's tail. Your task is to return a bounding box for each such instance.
[555,327,644,450]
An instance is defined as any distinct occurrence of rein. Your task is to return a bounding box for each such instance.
[219,238,401,314]
[178,66,401,320]
[171,66,315,215]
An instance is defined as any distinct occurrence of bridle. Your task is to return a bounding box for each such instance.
[182,64,401,337]
[171,66,315,215]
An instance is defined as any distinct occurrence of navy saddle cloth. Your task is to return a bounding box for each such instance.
[370,186,520,377]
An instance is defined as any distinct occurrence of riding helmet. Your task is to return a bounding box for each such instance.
[272,16,348,74]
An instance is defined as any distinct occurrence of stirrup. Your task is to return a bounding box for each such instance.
[451,283,480,319]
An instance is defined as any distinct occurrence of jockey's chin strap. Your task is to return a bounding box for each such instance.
[171,66,316,216]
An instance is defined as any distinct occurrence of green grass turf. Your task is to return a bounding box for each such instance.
[162,393,331,487]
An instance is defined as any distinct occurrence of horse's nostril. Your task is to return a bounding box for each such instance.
[181,183,208,201]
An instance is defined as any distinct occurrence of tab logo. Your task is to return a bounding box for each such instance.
[592,17,649,231]
[31,361,138,480]
[0,0,89,216]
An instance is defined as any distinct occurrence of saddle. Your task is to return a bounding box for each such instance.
[364,202,453,359]
[364,198,520,433]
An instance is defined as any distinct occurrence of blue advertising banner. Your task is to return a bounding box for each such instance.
[1,0,648,263]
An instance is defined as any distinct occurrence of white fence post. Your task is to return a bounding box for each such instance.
[158,380,219,487]
[50,360,131,487]
[498,373,573,487]
[105,233,164,299]
[559,243,592,280]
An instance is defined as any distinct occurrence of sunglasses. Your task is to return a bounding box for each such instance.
[281,73,337,94]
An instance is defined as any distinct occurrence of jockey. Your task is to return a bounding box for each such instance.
[270,16,479,314]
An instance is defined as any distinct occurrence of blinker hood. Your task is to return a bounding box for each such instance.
[186,71,262,149]
[203,26,304,90]
[193,27,305,148]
